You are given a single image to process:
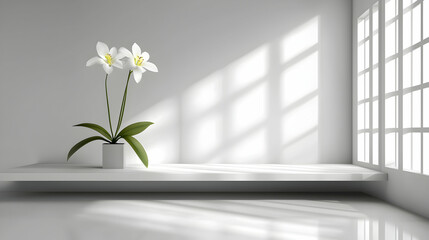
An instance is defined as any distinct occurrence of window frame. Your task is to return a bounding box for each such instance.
[355,0,429,176]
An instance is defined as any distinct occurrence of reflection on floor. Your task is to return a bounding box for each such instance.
[0,193,427,240]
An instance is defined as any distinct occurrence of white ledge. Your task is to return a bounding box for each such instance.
[0,163,387,182]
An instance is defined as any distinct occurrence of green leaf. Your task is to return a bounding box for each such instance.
[117,122,154,138]
[67,136,108,161]
[123,136,149,168]
[74,123,112,140]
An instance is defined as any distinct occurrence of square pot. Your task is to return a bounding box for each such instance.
[102,143,125,169]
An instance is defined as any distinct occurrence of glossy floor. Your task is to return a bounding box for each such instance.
[0,193,427,240]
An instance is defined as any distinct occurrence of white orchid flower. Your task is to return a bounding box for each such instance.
[119,43,158,83]
[86,41,123,74]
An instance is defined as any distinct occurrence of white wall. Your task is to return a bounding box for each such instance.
[353,0,429,219]
[0,0,352,171]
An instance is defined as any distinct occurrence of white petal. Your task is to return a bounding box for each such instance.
[112,59,123,69]
[141,52,150,61]
[118,47,132,59]
[132,43,141,57]
[132,67,146,83]
[102,63,113,74]
[133,69,143,83]
[109,47,117,57]
[137,66,146,73]
[142,61,158,72]
[96,41,109,57]
[86,56,104,67]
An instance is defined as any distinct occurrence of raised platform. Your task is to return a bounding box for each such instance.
[0,163,387,182]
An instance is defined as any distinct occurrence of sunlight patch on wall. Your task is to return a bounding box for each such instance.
[280,17,319,163]
[282,96,318,146]
[281,52,318,107]
[182,72,223,119]
[181,45,270,163]
[227,45,268,95]
[281,17,319,64]
[229,82,268,137]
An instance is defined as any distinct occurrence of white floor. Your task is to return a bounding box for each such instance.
[0,193,427,240]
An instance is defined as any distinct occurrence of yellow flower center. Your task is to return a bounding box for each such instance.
[105,54,113,66]
[134,56,144,66]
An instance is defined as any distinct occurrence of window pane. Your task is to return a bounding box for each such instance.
[365,41,370,69]
[412,5,422,45]
[358,44,365,72]
[373,132,379,165]
[358,74,365,101]
[386,132,398,168]
[386,59,397,93]
[373,33,379,65]
[412,48,421,86]
[358,103,365,130]
[365,17,370,39]
[386,96,398,128]
[404,92,412,128]
[424,0,429,39]
[403,52,412,88]
[358,133,370,163]
[424,133,429,175]
[386,22,397,57]
[365,102,370,129]
[412,90,421,128]
[373,67,379,97]
[403,133,412,170]
[412,132,422,172]
[424,44,429,83]
[358,19,365,42]
[404,0,412,9]
[373,99,379,128]
[373,4,379,32]
[365,72,370,99]
[405,132,422,173]
[386,0,397,21]
[403,10,412,49]
[403,90,421,128]
[358,133,365,162]
[424,88,429,127]
[365,132,370,163]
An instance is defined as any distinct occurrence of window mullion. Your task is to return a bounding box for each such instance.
[370,8,374,165]
[398,0,404,171]
[380,0,386,169]
[411,7,414,171]
[421,0,424,173]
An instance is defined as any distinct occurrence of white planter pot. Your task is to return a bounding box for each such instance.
[102,143,125,169]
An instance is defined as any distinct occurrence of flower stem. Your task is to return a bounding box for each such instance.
[104,74,114,140]
[114,70,132,140]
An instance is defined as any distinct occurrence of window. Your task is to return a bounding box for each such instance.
[357,3,379,165]
[384,0,400,169]
[385,0,429,174]
[401,0,426,173]
[356,0,429,175]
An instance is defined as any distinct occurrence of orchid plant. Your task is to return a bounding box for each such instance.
[67,42,158,167]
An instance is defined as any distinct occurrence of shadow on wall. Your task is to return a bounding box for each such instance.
[126,17,320,164]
